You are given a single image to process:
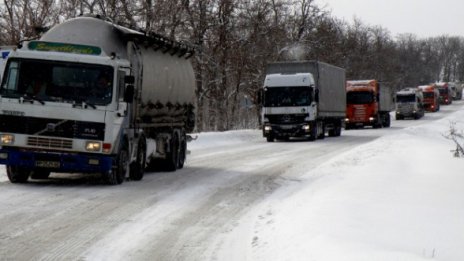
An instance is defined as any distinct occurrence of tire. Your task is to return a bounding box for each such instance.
[331,122,342,137]
[317,123,325,139]
[30,169,51,179]
[7,165,30,183]
[266,136,274,142]
[129,137,146,181]
[308,122,317,141]
[164,132,179,171]
[382,114,391,127]
[103,140,128,185]
[178,135,187,169]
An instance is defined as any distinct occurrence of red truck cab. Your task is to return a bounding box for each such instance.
[345,79,393,129]
[436,82,452,105]
[418,84,440,112]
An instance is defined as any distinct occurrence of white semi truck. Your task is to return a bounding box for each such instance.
[395,87,425,120]
[0,16,196,184]
[261,61,346,141]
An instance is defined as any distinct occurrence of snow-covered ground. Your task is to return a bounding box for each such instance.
[227,110,464,260]
[183,106,464,260]
[0,103,463,261]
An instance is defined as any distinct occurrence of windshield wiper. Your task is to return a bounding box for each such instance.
[22,93,45,105]
[72,99,97,109]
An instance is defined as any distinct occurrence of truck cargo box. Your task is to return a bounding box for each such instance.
[379,83,395,112]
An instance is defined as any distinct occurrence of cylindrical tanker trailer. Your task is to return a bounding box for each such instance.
[0,15,196,184]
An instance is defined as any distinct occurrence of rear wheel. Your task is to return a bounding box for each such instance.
[317,123,325,139]
[266,135,274,142]
[7,165,30,183]
[382,114,391,127]
[178,134,187,169]
[165,132,179,171]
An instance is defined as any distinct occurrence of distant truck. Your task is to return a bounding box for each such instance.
[436,82,453,105]
[345,79,395,129]
[0,16,196,184]
[261,61,346,142]
[395,87,425,120]
[450,82,463,100]
[418,84,440,112]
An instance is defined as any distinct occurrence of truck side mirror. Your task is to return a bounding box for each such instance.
[124,75,135,84]
[124,85,134,103]
[314,89,319,103]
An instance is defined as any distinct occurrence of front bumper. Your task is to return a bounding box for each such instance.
[263,123,311,138]
[0,147,113,173]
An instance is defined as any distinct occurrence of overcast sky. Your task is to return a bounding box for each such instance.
[315,0,464,38]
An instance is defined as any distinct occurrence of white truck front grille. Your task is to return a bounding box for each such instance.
[27,136,73,150]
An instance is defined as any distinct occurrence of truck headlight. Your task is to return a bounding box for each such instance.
[345,118,350,122]
[369,117,375,121]
[302,124,310,130]
[0,134,15,145]
[264,126,272,131]
[85,141,102,152]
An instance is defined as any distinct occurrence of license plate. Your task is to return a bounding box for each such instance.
[35,161,60,168]
[280,125,294,129]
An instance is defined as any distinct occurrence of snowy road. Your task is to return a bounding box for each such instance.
[0,101,462,260]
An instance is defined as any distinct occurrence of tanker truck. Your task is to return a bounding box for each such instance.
[261,61,346,142]
[0,16,196,184]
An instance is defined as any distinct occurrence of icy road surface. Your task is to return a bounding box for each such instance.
[0,101,462,260]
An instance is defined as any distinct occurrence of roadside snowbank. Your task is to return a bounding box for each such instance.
[250,110,464,260]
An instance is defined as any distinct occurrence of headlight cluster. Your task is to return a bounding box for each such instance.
[0,134,15,145]
[85,141,102,152]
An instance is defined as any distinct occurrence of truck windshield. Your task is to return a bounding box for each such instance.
[263,86,312,107]
[346,91,374,104]
[438,88,448,95]
[422,92,434,99]
[0,58,113,105]
[396,94,415,103]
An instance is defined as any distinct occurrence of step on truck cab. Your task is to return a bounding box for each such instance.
[418,84,440,112]
[261,61,346,142]
[0,16,196,184]
[395,87,425,120]
[345,79,395,129]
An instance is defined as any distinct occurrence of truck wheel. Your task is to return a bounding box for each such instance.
[382,114,391,127]
[329,123,342,137]
[308,122,317,141]
[129,137,146,181]
[104,141,128,185]
[6,165,30,183]
[165,132,179,171]
[30,169,51,179]
[318,123,325,139]
[266,136,274,142]
[178,136,187,169]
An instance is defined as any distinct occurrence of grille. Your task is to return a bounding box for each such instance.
[267,114,307,124]
[27,136,73,150]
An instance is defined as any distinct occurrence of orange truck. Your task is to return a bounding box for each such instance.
[345,79,395,129]
[418,84,440,112]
